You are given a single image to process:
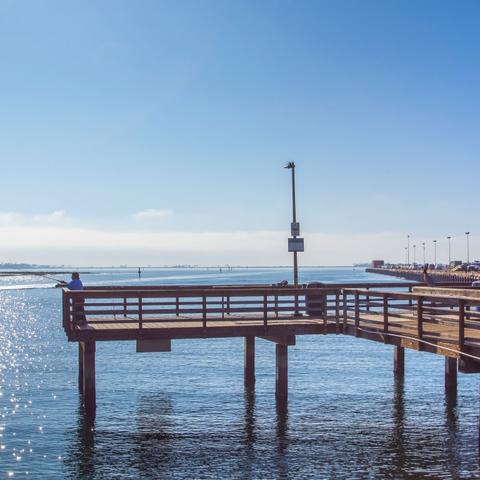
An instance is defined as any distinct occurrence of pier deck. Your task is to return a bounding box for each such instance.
[75,313,335,340]
[62,281,480,419]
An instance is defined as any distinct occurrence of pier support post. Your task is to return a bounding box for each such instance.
[445,357,457,392]
[394,346,405,377]
[78,343,84,393]
[82,341,96,417]
[276,344,288,402]
[244,336,255,388]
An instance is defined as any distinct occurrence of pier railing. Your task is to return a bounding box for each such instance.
[344,288,480,356]
[63,286,342,333]
[63,282,418,334]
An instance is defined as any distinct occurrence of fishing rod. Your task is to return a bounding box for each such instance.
[37,273,67,284]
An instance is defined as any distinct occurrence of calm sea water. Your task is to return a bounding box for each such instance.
[0,267,479,479]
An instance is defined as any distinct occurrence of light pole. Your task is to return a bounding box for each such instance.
[407,235,410,266]
[466,232,470,264]
[413,244,416,266]
[433,239,437,267]
[285,162,299,287]
[447,236,452,266]
[422,242,426,264]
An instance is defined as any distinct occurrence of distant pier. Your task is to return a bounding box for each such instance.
[367,267,480,283]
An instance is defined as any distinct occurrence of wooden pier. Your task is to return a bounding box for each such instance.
[62,281,480,421]
[367,267,480,283]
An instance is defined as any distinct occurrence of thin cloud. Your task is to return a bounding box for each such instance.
[0,222,462,266]
[0,210,69,226]
[131,209,174,220]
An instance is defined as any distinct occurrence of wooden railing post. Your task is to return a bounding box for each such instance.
[203,296,207,329]
[275,295,279,318]
[263,295,268,328]
[123,297,127,318]
[366,288,370,312]
[342,291,348,329]
[417,297,423,340]
[294,292,300,317]
[383,294,389,340]
[354,292,360,335]
[335,291,340,333]
[138,297,143,331]
[176,296,180,317]
[458,299,465,351]
[323,293,328,333]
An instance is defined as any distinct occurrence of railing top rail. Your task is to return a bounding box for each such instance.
[63,286,340,299]
[83,281,422,291]
[344,288,480,305]
[63,280,469,299]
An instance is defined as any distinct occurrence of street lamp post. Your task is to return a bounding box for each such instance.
[433,239,437,267]
[466,232,471,264]
[413,244,416,266]
[285,162,299,287]
[447,236,452,266]
[407,235,410,266]
[422,242,426,264]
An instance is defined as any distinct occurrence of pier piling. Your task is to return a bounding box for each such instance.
[81,341,96,416]
[445,357,457,392]
[275,344,288,403]
[244,336,255,387]
[394,346,405,377]
[78,343,84,393]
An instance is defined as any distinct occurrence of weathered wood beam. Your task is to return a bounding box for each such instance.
[459,357,480,373]
[259,335,296,346]
[70,323,329,343]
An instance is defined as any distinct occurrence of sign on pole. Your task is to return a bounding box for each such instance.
[291,222,300,237]
[288,237,304,252]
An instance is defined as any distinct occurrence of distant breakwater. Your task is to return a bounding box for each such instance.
[366,268,480,283]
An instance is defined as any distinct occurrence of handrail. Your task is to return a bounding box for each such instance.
[62,283,480,370]
[343,288,480,306]
[63,286,339,298]
[62,285,347,333]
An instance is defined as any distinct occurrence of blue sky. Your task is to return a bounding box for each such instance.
[0,0,479,265]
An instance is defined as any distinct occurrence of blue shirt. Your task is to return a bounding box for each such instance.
[66,279,84,290]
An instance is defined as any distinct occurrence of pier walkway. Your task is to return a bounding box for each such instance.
[367,266,480,283]
[62,281,480,419]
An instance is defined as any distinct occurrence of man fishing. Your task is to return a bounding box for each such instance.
[56,272,84,290]
[57,273,86,323]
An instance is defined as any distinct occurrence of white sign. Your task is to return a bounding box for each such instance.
[291,222,300,237]
[288,237,304,252]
